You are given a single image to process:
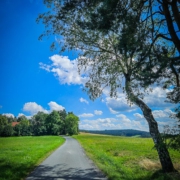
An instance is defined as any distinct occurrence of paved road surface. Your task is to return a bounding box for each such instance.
[26,136,107,180]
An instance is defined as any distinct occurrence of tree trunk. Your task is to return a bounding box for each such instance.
[125,76,174,172]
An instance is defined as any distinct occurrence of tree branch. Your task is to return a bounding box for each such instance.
[171,0,180,31]
[162,0,180,53]
[170,62,180,87]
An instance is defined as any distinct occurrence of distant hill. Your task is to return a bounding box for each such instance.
[80,129,151,137]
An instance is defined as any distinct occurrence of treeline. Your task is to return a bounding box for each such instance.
[0,110,79,137]
[80,129,151,138]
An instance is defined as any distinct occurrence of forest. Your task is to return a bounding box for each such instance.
[81,129,151,137]
[0,110,79,137]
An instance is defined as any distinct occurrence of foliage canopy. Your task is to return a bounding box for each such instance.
[0,110,79,137]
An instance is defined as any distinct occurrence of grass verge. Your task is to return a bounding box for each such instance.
[0,136,65,180]
[74,133,180,180]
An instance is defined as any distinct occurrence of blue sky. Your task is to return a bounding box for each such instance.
[0,0,178,131]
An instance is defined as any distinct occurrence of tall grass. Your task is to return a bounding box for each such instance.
[0,136,65,180]
[74,133,180,180]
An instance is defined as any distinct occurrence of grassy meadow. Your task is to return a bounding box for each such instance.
[74,133,180,180]
[0,136,65,180]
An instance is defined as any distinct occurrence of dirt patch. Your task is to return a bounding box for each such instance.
[139,159,161,170]
[139,158,180,172]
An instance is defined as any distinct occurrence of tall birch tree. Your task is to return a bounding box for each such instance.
[37,0,177,172]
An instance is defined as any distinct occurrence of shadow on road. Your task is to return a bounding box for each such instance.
[26,163,107,180]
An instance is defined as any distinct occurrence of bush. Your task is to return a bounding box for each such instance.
[2,125,14,137]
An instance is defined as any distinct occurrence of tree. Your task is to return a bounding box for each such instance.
[0,114,8,126]
[2,124,14,137]
[45,110,63,135]
[129,0,180,153]
[58,109,67,134]
[6,116,15,123]
[19,119,31,136]
[65,113,79,136]
[13,124,22,136]
[31,111,48,135]
[162,124,180,151]
[135,0,180,131]
[0,115,8,136]
[37,0,177,172]
[17,115,28,122]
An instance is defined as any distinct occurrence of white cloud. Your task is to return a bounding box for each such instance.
[133,113,144,121]
[2,113,14,118]
[48,101,65,111]
[40,55,88,85]
[109,107,119,114]
[134,113,143,119]
[106,95,137,113]
[94,110,103,115]
[80,97,89,104]
[23,102,48,115]
[144,87,174,108]
[151,109,178,131]
[78,113,94,118]
[17,113,25,118]
[116,114,130,121]
[153,110,169,118]
[97,118,116,123]
[23,101,65,116]
[79,116,149,131]
[130,109,177,132]
[101,99,105,102]
[131,120,148,131]
[115,114,138,130]
[39,62,51,72]
[103,86,176,117]
[79,118,119,130]
[79,124,95,130]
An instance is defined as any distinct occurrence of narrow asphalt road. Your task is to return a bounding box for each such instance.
[26,136,107,180]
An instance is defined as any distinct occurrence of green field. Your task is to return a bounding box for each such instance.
[74,133,180,180]
[0,136,65,180]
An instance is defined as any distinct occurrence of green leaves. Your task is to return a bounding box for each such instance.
[65,113,79,136]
